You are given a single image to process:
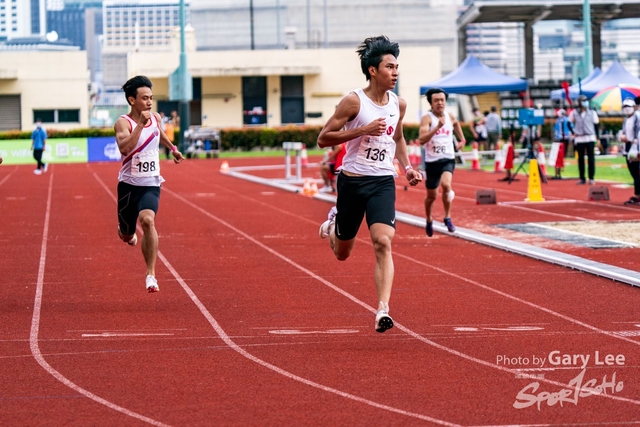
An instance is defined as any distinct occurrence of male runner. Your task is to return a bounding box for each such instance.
[419,88,465,237]
[317,35,422,333]
[115,75,184,292]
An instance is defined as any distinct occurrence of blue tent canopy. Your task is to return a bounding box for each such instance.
[580,61,640,98]
[549,67,601,100]
[420,55,528,95]
[550,61,640,100]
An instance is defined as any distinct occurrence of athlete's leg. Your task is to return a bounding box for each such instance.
[369,223,395,305]
[440,171,454,218]
[139,209,158,277]
[330,230,356,261]
[424,188,438,222]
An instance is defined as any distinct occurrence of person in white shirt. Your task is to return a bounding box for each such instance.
[317,35,422,333]
[620,97,640,204]
[114,75,185,293]
[418,88,466,237]
[568,94,599,185]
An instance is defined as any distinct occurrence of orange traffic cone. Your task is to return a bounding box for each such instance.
[302,179,311,195]
[555,143,565,169]
[471,141,481,170]
[494,141,503,172]
[309,180,318,196]
[537,144,548,178]
[301,147,308,167]
[220,160,229,173]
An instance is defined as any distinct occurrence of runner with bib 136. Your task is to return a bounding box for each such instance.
[317,35,422,333]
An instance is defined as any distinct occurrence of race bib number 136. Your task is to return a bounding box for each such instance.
[356,137,391,167]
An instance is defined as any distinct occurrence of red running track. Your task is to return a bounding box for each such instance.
[1,159,639,426]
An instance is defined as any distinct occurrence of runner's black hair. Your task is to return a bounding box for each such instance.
[425,87,448,103]
[122,75,153,105]
[356,35,400,81]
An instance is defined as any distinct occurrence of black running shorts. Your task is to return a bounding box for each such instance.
[117,181,161,235]
[424,159,455,190]
[334,173,396,241]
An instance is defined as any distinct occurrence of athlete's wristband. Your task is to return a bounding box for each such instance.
[171,145,178,152]
[404,165,412,172]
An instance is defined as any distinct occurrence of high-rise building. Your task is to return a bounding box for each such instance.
[0,0,46,40]
[102,0,185,52]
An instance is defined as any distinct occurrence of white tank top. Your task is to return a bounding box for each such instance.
[341,88,399,177]
[117,114,164,186]
[424,111,455,162]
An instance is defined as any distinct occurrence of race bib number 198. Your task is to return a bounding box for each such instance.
[131,149,160,178]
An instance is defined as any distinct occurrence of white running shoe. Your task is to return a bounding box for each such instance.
[145,275,159,293]
[33,169,42,175]
[375,310,394,333]
[43,164,48,172]
[318,206,337,239]
[319,186,333,193]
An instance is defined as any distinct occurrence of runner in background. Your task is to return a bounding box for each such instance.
[419,87,465,237]
[319,143,345,193]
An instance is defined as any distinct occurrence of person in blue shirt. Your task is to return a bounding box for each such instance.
[31,119,47,175]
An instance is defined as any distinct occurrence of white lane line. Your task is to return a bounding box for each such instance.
[30,172,171,426]
[92,169,460,426]
[165,188,640,411]
[81,333,175,338]
[0,165,18,187]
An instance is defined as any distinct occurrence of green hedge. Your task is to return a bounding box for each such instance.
[0,117,623,147]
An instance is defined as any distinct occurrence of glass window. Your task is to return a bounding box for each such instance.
[58,109,80,123]
[33,110,55,123]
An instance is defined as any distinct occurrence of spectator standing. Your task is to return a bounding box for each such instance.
[569,94,599,185]
[621,97,640,204]
[31,119,47,175]
[485,106,502,153]
[469,108,487,151]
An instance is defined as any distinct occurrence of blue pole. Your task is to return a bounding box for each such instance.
[178,0,190,150]
[583,0,593,77]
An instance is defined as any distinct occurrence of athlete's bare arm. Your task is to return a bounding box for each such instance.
[318,92,386,148]
[114,112,150,156]
[418,112,445,145]
[450,112,466,150]
[394,98,422,186]
[154,113,184,164]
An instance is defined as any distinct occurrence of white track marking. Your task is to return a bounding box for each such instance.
[30,172,171,426]
[496,203,590,221]
[81,333,175,338]
[164,188,640,408]
[0,166,18,187]
[156,249,461,426]
[91,170,461,425]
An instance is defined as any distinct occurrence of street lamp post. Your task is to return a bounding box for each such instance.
[170,0,192,151]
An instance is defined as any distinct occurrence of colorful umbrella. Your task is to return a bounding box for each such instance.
[591,84,640,111]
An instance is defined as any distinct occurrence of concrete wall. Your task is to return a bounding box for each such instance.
[0,51,89,131]
[127,45,441,127]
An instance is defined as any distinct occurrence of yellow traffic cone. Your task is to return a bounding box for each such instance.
[525,159,545,202]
